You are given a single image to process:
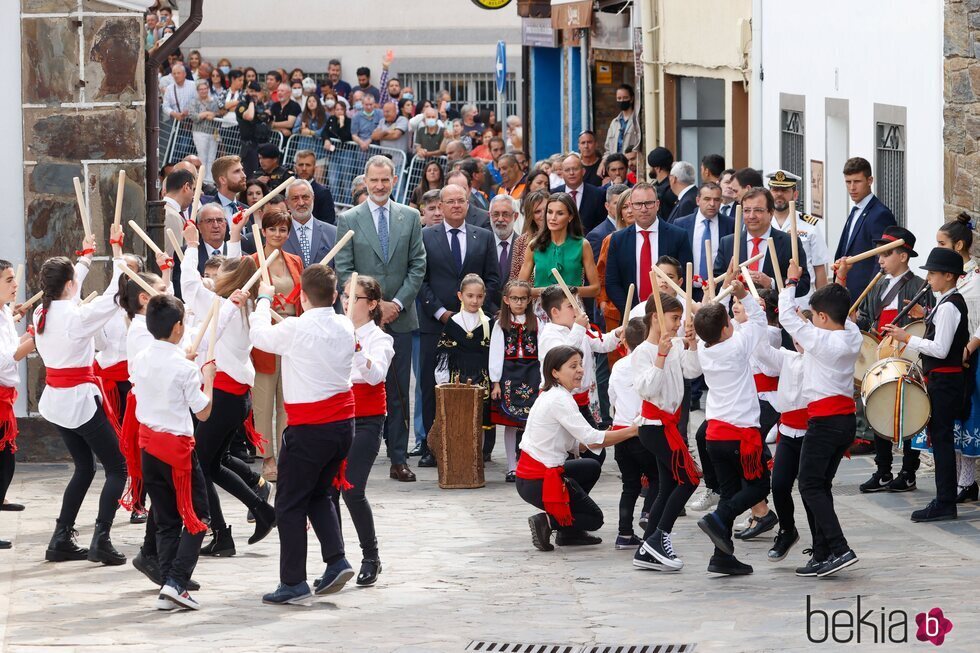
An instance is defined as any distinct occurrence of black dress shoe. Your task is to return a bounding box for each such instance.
[505,471,516,483]
[736,511,777,540]
[767,528,799,562]
[1,502,24,512]
[483,451,492,462]
[389,464,417,482]
[528,513,553,552]
[956,481,979,503]
[0,539,11,549]
[356,558,382,586]
[707,553,753,575]
[555,530,602,546]
[408,442,424,457]
[910,500,957,522]
[248,502,277,545]
[418,453,436,468]
[697,513,734,556]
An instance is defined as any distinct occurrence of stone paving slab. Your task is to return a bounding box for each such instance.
[0,447,977,653]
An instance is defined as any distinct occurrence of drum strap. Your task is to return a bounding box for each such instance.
[892,376,905,445]
[876,272,913,327]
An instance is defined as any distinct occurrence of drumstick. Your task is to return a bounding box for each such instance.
[550,267,585,317]
[319,230,355,266]
[347,271,358,317]
[846,239,905,265]
[117,262,160,296]
[240,248,280,293]
[767,238,784,291]
[623,283,635,323]
[252,224,270,284]
[648,270,667,335]
[205,297,220,363]
[190,166,205,224]
[237,177,293,223]
[704,241,715,300]
[73,176,92,239]
[739,263,761,299]
[848,271,883,316]
[128,220,164,256]
[732,204,742,267]
[113,170,127,226]
[685,262,694,323]
[166,229,184,262]
[80,291,98,305]
[189,298,219,356]
[713,249,766,286]
[651,262,685,296]
[789,203,799,265]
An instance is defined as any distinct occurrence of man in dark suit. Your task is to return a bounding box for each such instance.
[552,153,606,233]
[833,156,897,300]
[673,182,735,301]
[293,149,337,224]
[488,194,520,304]
[417,184,500,465]
[667,161,698,223]
[586,183,630,258]
[605,182,693,317]
[712,187,810,299]
[447,170,490,229]
[200,155,248,225]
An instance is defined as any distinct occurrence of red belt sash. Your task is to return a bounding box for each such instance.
[878,308,899,333]
[118,395,143,510]
[0,386,18,452]
[284,391,356,491]
[352,382,387,418]
[515,453,573,527]
[138,425,207,534]
[94,360,129,420]
[808,394,856,418]
[705,420,764,480]
[45,366,122,438]
[572,391,590,407]
[641,401,701,483]
[780,407,810,430]
[213,371,265,453]
[753,373,779,393]
[925,366,963,378]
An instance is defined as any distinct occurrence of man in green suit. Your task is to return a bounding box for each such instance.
[336,155,427,482]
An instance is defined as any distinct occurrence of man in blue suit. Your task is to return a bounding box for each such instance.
[833,157,897,300]
[585,183,630,259]
[605,182,693,317]
[673,182,734,301]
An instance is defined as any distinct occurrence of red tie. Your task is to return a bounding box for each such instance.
[750,237,763,271]
[570,189,578,204]
[638,230,653,301]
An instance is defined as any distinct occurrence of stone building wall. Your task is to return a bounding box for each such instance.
[944,0,980,221]
[19,0,147,460]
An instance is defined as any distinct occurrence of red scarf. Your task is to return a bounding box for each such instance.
[213,372,265,453]
[284,390,355,426]
[641,401,701,483]
[0,386,18,452]
[572,391,590,407]
[45,366,122,438]
[138,425,207,534]
[515,453,573,527]
[753,373,779,393]
[780,407,809,431]
[705,420,764,480]
[352,382,387,418]
[94,360,129,418]
[118,396,143,511]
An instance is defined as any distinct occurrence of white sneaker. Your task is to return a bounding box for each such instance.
[160,582,201,610]
[688,489,720,512]
[155,597,177,611]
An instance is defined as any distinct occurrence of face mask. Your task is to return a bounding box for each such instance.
[617,100,633,110]
[291,88,303,100]
[353,101,363,111]
[325,99,336,109]
[363,109,375,117]
[403,93,414,101]
[425,118,437,128]
[219,66,231,75]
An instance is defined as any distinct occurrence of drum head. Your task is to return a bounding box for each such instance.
[862,358,930,440]
[854,332,881,383]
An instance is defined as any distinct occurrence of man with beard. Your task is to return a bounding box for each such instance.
[202,156,248,225]
[293,149,336,225]
[488,195,519,304]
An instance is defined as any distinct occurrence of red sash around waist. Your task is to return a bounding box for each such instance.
[213,371,250,395]
[94,360,129,383]
[924,366,963,378]
[515,453,573,527]
[352,382,387,418]
[573,391,590,407]
[138,425,207,534]
[284,390,355,426]
[705,420,764,480]
[878,308,899,333]
[118,395,143,510]
[808,394,856,418]
[0,386,18,453]
[641,401,701,484]
[753,373,779,393]
[780,407,810,431]
[45,366,122,438]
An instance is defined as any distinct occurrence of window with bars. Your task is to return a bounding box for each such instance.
[399,73,519,119]
[781,108,805,208]
[876,122,906,226]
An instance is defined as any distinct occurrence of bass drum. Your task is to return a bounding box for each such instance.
[860,357,930,441]
[854,331,881,385]
[877,320,927,364]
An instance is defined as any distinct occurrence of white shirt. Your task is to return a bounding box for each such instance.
[697,296,766,428]
[368,197,394,233]
[754,343,808,437]
[291,218,313,249]
[744,226,773,271]
[878,272,907,310]
[443,220,468,262]
[629,301,687,337]
[538,321,619,395]
[180,247,255,386]
[608,353,640,426]
[634,222,659,284]
[564,184,584,210]
[250,301,355,403]
[94,310,129,369]
[845,193,874,246]
[131,340,209,437]
[747,325,784,404]
[125,315,155,375]
[0,306,20,388]
[34,259,126,429]
[779,286,862,403]
[691,210,720,278]
[630,340,702,425]
[676,184,696,207]
[489,313,525,382]
[352,321,394,386]
[163,79,197,117]
[202,239,242,259]
[906,289,961,359]
[518,386,605,467]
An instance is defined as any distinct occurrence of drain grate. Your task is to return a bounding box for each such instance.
[466,643,696,653]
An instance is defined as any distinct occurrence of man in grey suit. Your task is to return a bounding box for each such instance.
[336,156,427,482]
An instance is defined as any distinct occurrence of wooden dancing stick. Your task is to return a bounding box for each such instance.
[648,269,667,335]
[704,241,715,300]
[238,176,293,223]
[347,272,358,316]
[241,248,280,293]
[714,284,735,303]
[848,271,884,316]
[623,283,635,323]
[205,297,220,363]
[113,170,127,226]
[128,220,164,256]
[21,291,42,311]
[845,239,905,265]
[550,267,585,317]
[319,230,355,266]
[80,291,98,305]
[117,261,160,296]
[13,264,23,291]
[166,229,185,262]
[73,176,93,239]
[685,262,694,321]
[713,249,766,287]
[732,204,742,267]
[651,262,685,296]
[190,166,205,224]
[767,238,784,291]
[189,298,219,356]
[739,263,761,299]
[789,202,799,264]
[252,224,270,284]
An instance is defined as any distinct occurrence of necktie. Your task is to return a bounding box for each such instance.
[378,206,389,261]
[842,205,860,251]
[498,240,509,283]
[721,204,730,218]
[450,228,463,272]
[213,249,221,257]
[298,224,311,266]
[638,230,652,301]
[699,219,712,281]
[750,236,763,272]
[570,189,579,205]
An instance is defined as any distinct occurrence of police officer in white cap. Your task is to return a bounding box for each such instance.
[766,169,829,307]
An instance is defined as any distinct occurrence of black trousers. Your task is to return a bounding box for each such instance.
[873,436,920,475]
[759,399,779,467]
[577,403,606,466]
[516,458,603,532]
[1,427,14,507]
[194,389,262,531]
[639,424,700,537]
[334,414,384,559]
[613,438,659,535]
[276,419,353,586]
[707,439,771,555]
[771,435,804,533]
[141,449,210,589]
[927,372,963,508]
[384,331,413,465]
[695,421,717,492]
[799,414,855,560]
[55,400,127,526]
[594,352,611,426]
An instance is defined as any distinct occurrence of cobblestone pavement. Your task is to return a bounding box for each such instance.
[0,429,977,653]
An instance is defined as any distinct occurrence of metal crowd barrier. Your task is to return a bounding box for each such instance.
[162,117,283,166]
[398,155,449,205]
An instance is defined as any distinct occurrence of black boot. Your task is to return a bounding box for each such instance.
[249,502,276,545]
[201,525,236,557]
[87,521,126,566]
[45,520,88,562]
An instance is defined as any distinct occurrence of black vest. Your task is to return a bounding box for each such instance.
[921,291,969,374]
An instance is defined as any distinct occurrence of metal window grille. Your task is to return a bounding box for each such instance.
[780,109,805,208]
[399,73,519,118]
[398,155,449,204]
[876,122,906,226]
